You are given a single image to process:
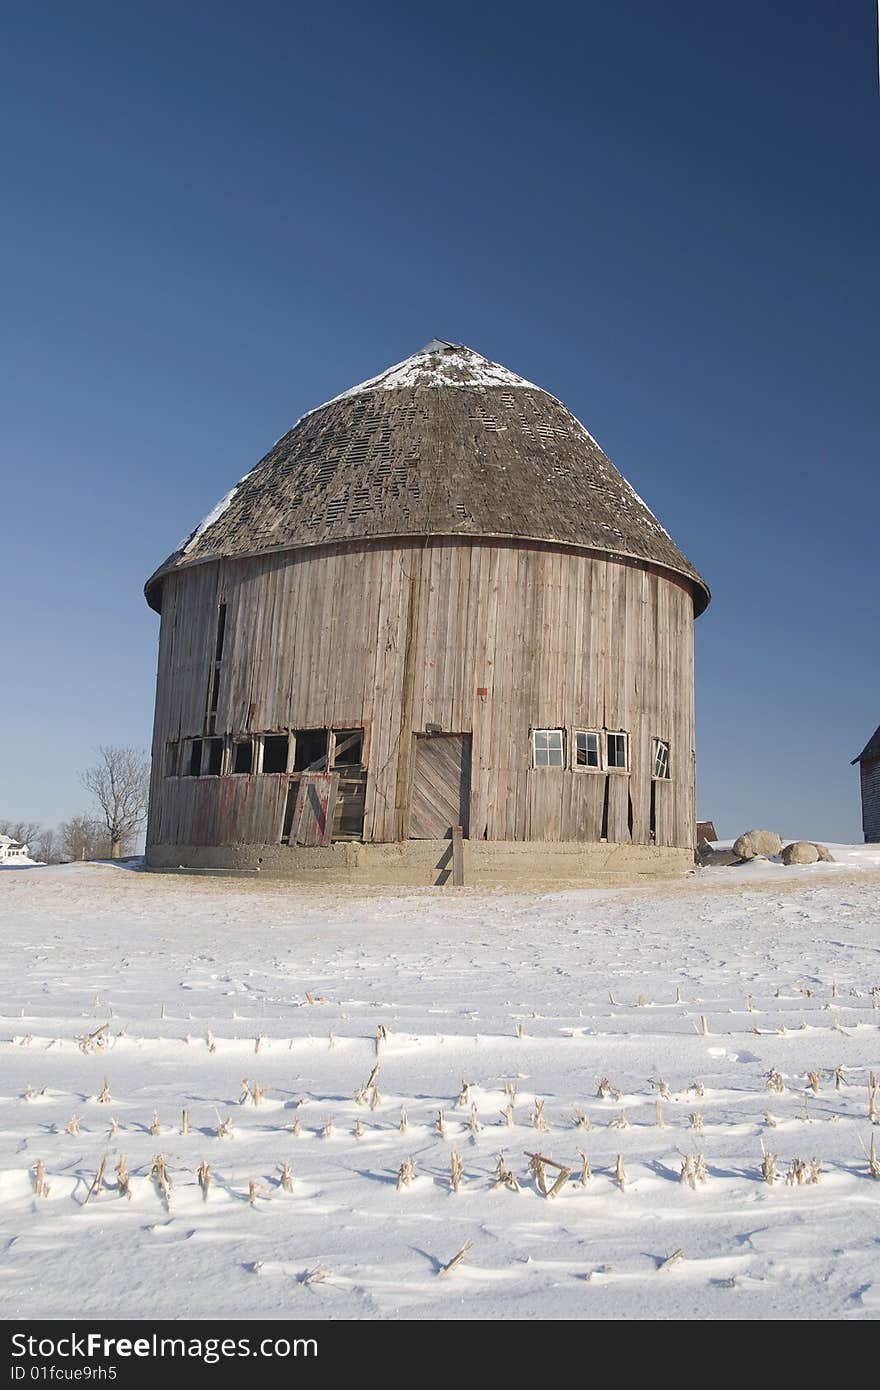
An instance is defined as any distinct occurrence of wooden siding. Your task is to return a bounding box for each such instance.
[147,367,709,617]
[860,759,880,844]
[147,538,697,851]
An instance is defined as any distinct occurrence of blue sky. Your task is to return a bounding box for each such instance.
[1,1,877,842]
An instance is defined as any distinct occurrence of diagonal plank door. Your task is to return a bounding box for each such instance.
[290,773,339,847]
[409,734,471,839]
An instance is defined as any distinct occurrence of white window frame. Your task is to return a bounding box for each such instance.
[652,737,671,780]
[532,728,565,768]
[572,729,603,772]
[605,730,630,773]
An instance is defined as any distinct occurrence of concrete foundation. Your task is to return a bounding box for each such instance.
[146,839,693,887]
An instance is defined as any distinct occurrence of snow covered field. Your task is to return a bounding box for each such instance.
[1,852,879,1321]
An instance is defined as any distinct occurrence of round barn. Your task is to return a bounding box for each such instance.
[144,341,710,883]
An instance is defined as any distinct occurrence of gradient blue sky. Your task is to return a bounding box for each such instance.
[1,1,877,842]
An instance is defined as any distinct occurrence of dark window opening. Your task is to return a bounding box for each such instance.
[207,668,222,734]
[214,602,227,662]
[188,739,203,777]
[282,785,298,840]
[204,603,227,735]
[333,770,367,839]
[164,741,179,778]
[293,729,329,771]
[205,738,223,776]
[331,730,363,767]
[650,780,657,842]
[600,777,610,841]
[263,735,290,774]
[232,739,253,774]
[606,731,629,770]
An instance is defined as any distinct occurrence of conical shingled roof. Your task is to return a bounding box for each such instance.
[145,341,709,614]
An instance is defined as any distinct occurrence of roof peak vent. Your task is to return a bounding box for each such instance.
[420,338,461,354]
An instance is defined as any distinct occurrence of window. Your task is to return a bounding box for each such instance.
[574,730,602,770]
[164,741,179,778]
[207,669,221,731]
[205,601,227,735]
[653,738,670,780]
[232,738,254,774]
[214,602,227,662]
[204,737,223,776]
[186,739,203,777]
[331,729,366,839]
[606,731,629,771]
[293,729,329,771]
[282,784,298,841]
[262,735,290,774]
[532,729,565,767]
[331,730,363,767]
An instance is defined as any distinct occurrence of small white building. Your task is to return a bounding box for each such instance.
[0,833,31,864]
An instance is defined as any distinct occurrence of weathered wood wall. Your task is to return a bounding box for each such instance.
[147,537,696,851]
[860,759,880,843]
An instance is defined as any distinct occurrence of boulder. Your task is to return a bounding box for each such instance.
[781,840,820,866]
[697,844,745,867]
[732,829,783,860]
[812,842,834,862]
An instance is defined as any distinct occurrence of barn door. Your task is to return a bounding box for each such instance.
[409,734,471,839]
[288,773,340,847]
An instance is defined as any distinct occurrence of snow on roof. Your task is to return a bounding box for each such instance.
[179,467,258,555]
[147,339,708,617]
[315,341,542,411]
[178,343,544,554]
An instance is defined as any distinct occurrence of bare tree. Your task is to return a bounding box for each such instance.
[59,815,112,863]
[32,825,59,864]
[80,747,150,859]
[0,819,44,852]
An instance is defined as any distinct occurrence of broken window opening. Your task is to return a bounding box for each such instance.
[262,735,290,774]
[332,770,367,839]
[204,737,223,776]
[214,602,227,662]
[204,602,227,735]
[232,739,254,774]
[207,668,222,734]
[187,739,203,778]
[600,777,610,841]
[164,741,179,777]
[573,730,602,770]
[331,729,364,767]
[293,729,329,771]
[532,728,564,768]
[282,784,298,841]
[652,738,670,780]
